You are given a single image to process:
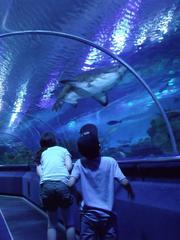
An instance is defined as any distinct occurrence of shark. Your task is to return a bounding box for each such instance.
[52,65,128,111]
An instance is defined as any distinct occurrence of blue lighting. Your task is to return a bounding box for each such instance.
[135,4,176,48]
[67,120,76,129]
[110,0,141,54]
[0,56,12,111]
[38,75,59,108]
[8,80,28,129]
[127,101,134,107]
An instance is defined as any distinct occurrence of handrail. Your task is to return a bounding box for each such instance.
[117,155,180,165]
[0,155,179,168]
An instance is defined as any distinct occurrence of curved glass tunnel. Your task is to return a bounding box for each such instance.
[0,1,180,240]
[0,1,179,162]
[0,30,179,162]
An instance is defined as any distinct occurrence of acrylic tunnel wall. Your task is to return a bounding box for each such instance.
[0,0,180,239]
[0,31,179,164]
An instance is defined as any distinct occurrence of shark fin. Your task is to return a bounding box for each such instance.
[93,92,108,106]
[52,100,63,112]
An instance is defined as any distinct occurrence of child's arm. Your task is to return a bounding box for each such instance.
[113,158,135,200]
[36,164,42,177]
[67,177,83,205]
[65,154,73,172]
[67,161,83,205]
[67,160,80,187]
[120,178,135,200]
[34,148,45,177]
[67,176,77,187]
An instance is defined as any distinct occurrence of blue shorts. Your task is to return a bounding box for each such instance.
[80,207,117,240]
[40,180,73,211]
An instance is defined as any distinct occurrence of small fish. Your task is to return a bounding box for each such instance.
[107,120,122,125]
[106,112,147,126]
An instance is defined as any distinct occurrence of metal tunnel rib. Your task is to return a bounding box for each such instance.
[0,30,177,154]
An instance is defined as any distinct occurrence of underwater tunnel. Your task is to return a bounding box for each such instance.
[0,0,180,239]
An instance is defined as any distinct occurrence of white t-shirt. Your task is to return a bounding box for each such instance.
[40,146,71,184]
[71,156,126,212]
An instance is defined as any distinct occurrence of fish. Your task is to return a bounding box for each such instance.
[106,112,148,126]
[52,65,128,111]
[107,120,123,125]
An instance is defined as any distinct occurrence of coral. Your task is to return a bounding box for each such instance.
[147,110,180,153]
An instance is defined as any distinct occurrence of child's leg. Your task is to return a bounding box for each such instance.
[48,228,56,240]
[60,203,76,240]
[66,226,76,240]
[101,217,117,240]
[80,215,97,240]
[47,210,58,240]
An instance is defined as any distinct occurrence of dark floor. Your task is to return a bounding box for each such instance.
[0,195,67,240]
[0,209,12,240]
[0,195,47,239]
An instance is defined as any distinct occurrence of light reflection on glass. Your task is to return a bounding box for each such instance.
[82,48,103,71]
[38,75,59,108]
[82,0,142,69]
[81,31,107,71]
[0,57,12,111]
[8,80,28,128]
[135,4,176,47]
[67,120,76,129]
[110,0,141,54]
[127,101,134,107]
[168,78,175,86]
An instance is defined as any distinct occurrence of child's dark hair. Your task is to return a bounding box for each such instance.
[77,133,100,159]
[40,132,57,148]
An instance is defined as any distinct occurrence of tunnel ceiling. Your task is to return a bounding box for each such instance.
[0,0,179,151]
